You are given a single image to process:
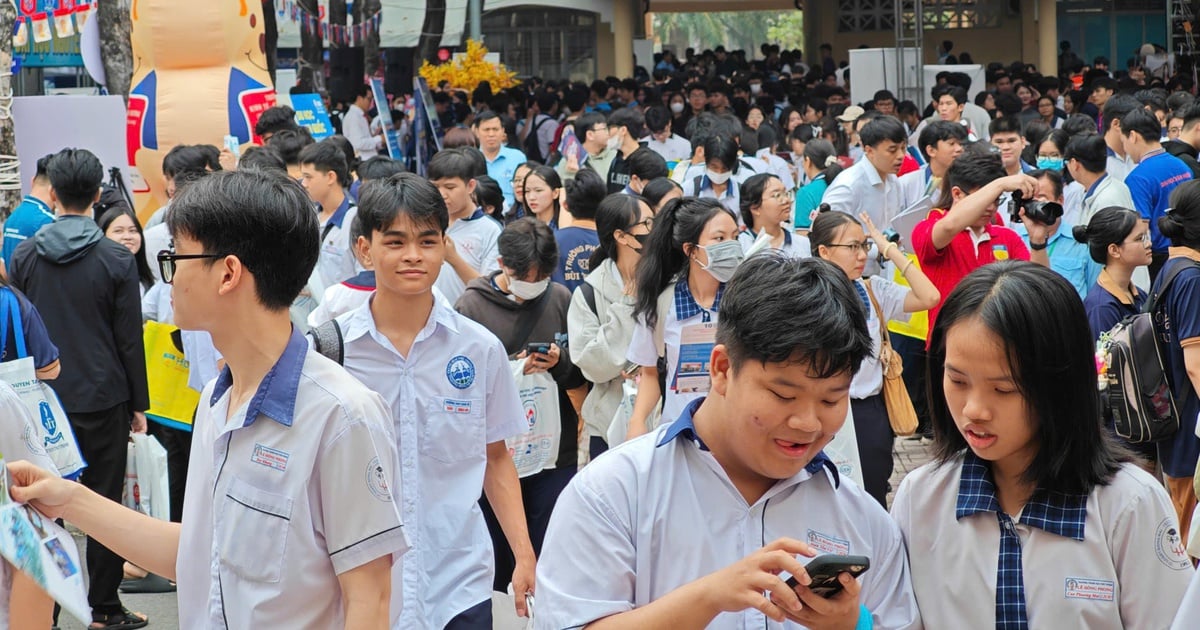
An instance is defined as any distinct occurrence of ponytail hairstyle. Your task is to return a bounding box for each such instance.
[590,194,645,271]
[1071,206,1140,264]
[810,207,860,258]
[1161,180,1200,250]
[634,196,732,328]
[803,139,843,183]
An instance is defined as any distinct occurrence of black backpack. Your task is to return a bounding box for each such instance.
[1102,260,1198,443]
[523,116,552,163]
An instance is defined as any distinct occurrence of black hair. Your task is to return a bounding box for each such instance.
[254,105,299,138]
[1038,128,1070,158]
[353,84,372,100]
[427,146,487,181]
[939,147,1006,209]
[917,120,968,160]
[1092,77,1118,93]
[574,112,608,144]
[1063,134,1107,173]
[1120,107,1162,143]
[933,84,967,106]
[564,169,607,220]
[1072,206,1140,264]
[1179,102,1200,130]
[522,165,563,225]
[356,155,406,182]
[1160,180,1200,249]
[298,140,350,189]
[97,206,155,291]
[641,177,683,209]
[472,109,501,127]
[46,148,103,211]
[473,175,505,219]
[32,153,52,182]
[873,89,896,103]
[778,106,803,130]
[803,138,843,183]
[356,172,449,240]
[237,145,288,174]
[738,173,780,229]
[625,147,669,182]
[897,100,919,117]
[644,105,672,133]
[988,115,1023,138]
[1028,167,1064,200]
[717,253,871,377]
[1062,113,1099,137]
[167,170,319,311]
[590,193,644,270]
[1102,94,1142,131]
[703,135,740,171]
[162,144,216,179]
[809,208,860,253]
[634,197,734,328]
[608,107,646,139]
[324,134,358,177]
[267,128,315,165]
[498,217,558,278]
[928,261,1131,494]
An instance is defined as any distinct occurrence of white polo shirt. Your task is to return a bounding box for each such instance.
[434,209,502,306]
[533,398,921,630]
[892,451,1194,629]
[336,294,526,629]
[176,328,409,630]
[316,195,359,293]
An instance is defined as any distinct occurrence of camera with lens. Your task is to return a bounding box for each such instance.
[1008,190,1063,225]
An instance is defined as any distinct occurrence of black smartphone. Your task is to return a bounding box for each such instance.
[784,554,871,598]
[525,342,552,355]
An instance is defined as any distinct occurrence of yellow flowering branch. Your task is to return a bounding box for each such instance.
[419,39,521,92]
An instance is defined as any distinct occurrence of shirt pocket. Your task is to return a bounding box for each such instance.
[217,479,293,583]
[422,396,486,464]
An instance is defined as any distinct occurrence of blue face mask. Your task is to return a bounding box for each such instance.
[1036,157,1064,171]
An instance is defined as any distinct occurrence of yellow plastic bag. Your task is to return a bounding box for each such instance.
[143,321,198,429]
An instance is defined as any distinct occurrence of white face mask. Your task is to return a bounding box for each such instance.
[749,83,762,95]
[508,276,550,301]
[706,169,731,185]
[606,135,622,152]
[670,102,685,114]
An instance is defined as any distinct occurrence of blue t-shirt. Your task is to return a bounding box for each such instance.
[1126,151,1193,252]
[0,286,58,369]
[551,226,599,293]
[1153,257,1200,477]
[1017,222,1101,299]
[1083,280,1146,341]
[1,196,54,269]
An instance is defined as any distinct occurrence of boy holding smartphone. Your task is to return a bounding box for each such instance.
[534,254,920,629]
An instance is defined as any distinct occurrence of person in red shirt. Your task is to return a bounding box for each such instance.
[912,149,1052,341]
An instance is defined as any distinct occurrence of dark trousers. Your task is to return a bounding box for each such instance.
[70,402,130,614]
[891,334,930,434]
[589,435,608,461]
[444,598,493,629]
[851,394,894,508]
[147,420,192,522]
[480,465,575,592]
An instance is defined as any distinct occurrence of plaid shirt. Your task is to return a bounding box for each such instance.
[955,452,1088,630]
[673,277,725,323]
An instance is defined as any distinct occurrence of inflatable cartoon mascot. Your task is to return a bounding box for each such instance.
[126,0,277,219]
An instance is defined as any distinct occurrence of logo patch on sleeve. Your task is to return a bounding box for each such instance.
[806,529,850,556]
[1155,518,1191,570]
[1064,578,1115,602]
[250,444,289,472]
[366,456,392,502]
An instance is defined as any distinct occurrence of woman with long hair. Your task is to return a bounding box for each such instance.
[640,177,683,214]
[521,165,563,228]
[98,207,155,295]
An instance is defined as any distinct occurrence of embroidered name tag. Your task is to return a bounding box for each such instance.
[1064,577,1115,602]
[251,443,289,472]
[443,399,473,414]
[806,529,850,556]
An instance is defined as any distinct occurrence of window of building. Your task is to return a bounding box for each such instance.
[839,0,1003,32]
[481,9,597,81]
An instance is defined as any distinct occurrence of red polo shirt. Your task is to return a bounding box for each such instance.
[912,209,1031,341]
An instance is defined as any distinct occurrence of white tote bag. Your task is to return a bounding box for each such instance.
[822,405,865,488]
[123,433,169,521]
[0,289,86,478]
[606,379,663,448]
[507,359,562,478]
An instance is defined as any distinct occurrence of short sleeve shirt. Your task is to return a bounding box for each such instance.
[434,210,503,305]
[1153,253,1200,478]
[551,226,599,293]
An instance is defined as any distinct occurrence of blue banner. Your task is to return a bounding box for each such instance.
[369,78,402,160]
[290,93,334,140]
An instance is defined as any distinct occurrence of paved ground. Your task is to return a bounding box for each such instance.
[58,437,933,630]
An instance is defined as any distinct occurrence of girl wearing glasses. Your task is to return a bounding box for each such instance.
[811,209,939,506]
[736,173,809,258]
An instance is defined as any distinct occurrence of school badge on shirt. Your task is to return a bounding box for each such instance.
[446,355,476,390]
[992,245,1009,261]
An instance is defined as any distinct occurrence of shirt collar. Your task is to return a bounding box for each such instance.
[23,196,52,215]
[673,278,725,321]
[1097,268,1139,305]
[700,176,736,198]
[210,326,308,428]
[954,451,1087,541]
[1168,246,1200,264]
[325,194,354,229]
[1084,174,1108,199]
[862,160,884,187]
[340,290,460,346]
[462,208,487,221]
[656,397,841,487]
[342,270,376,290]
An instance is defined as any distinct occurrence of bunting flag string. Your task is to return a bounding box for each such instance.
[275,0,383,46]
[12,0,94,46]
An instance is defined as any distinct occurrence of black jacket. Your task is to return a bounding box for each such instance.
[1164,140,1200,180]
[10,215,149,414]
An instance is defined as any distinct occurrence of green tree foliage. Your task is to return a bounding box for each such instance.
[653,10,803,55]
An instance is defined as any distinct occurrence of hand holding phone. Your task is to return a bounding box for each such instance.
[525,342,551,356]
[784,554,870,598]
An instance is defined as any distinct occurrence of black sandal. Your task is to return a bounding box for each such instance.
[89,608,148,629]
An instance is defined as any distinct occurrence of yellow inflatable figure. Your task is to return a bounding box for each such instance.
[126,0,277,220]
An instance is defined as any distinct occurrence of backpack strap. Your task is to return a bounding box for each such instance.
[308,319,345,366]
[1147,259,1200,314]
[580,282,598,316]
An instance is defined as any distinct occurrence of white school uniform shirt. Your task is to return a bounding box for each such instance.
[627,280,722,424]
[336,294,527,629]
[434,209,502,305]
[851,278,910,399]
[344,103,383,159]
[892,452,1194,630]
[315,195,359,292]
[821,158,903,232]
[641,133,691,163]
[756,149,797,190]
[175,328,409,630]
[737,228,811,259]
[533,399,921,630]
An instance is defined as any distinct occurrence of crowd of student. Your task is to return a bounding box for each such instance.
[2,40,1200,630]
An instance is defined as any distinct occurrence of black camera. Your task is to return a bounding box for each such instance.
[1008,190,1063,225]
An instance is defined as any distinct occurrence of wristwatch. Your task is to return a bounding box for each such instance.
[1029,240,1049,251]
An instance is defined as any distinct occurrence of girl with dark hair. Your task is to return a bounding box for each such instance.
[98,207,155,295]
[567,195,653,457]
[736,173,809,258]
[894,261,1189,628]
[1150,180,1200,535]
[640,177,683,214]
[681,135,742,215]
[793,139,843,231]
[472,175,505,221]
[778,106,804,135]
[812,209,939,506]
[505,161,536,222]
[625,197,741,440]
[521,165,563,228]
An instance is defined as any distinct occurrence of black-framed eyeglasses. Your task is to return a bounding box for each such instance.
[826,241,872,254]
[157,250,226,284]
[625,218,653,232]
